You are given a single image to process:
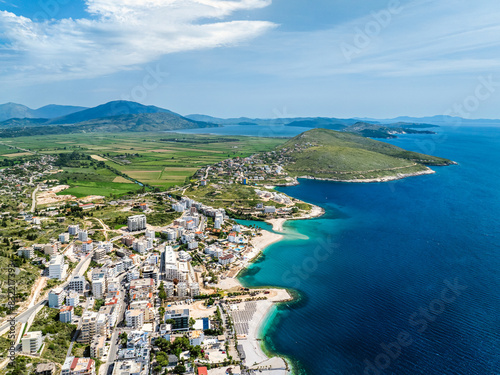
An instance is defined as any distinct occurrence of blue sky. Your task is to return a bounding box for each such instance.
[1,0,500,118]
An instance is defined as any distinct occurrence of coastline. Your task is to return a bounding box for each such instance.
[297,167,437,183]
[217,202,325,374]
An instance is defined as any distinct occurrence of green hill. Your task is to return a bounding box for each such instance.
[0,108,218,138]
[279,128,454,182]
[343,122,436,139]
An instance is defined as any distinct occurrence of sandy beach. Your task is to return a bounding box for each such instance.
[215,204,323,373]
[267,204,325,232]
[230,289,292,374]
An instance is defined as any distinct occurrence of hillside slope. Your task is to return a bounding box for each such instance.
[0,101,218,137]
[0,103,87,121]
[47,100,173,124]
[279,128,454,182]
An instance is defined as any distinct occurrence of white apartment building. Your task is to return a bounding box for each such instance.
[79,311,98,344]
[68,275,86,293]
[127,215,146,232]
[48,287,66,308]
[125,309,144,329]
[21,331,43,354]
[92,273,106,299]
[49,255,67,280]
[78,230,88,242]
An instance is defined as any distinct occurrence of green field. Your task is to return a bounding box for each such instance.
[53,167,142,198]
[9,132,287,193]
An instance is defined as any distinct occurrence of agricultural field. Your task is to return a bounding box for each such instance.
[52,166,142,198]
[9,132,287,191]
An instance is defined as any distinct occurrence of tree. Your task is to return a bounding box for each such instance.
[189,345,202,358]
[173,364,186,374]
[189,317,196,329]
[159,306,165,320]
[119,332,128,345]
[158,281,167,301]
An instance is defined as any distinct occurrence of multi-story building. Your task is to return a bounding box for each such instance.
[145,229,155,240]
[141,266,158,284]
[48,287,66,308]
[21,331,43,354]
[66,291,80,307]
[130,301,154,322]
[164,282,175,298]
[68,275,86,293]
[99,305,118,328]
[127,269,140,282]
[82,240,93,253]
[59,233,70,244]
[17,246,34,259]
[78,230,88,242]
[68,225,79,235]
[177,282,188,297]
[61,357,95,375]
[125,309,144,329]
[122,236,135,247]
[96,313,109,338]
[93,247,105,263]
[127,215,146,232]
[44,244,57,256]
[162,228,177,241]
[90,336,106,359]
[112,360,144,375]
[49,254,67,279]
[60,306,73,323]
[35,363,56,375]
[190,282,200,297]
[132,240,146,254]
[218,254,235,266]
[164,309,189,331]
[78,312,98,344]
[91,273,106,299]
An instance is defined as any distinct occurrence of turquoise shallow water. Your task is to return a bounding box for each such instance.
[239,126,500,374]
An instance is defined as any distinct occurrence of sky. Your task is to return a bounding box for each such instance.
[1,0,500,119]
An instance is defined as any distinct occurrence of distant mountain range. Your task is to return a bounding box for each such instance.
[0,101,217,137]
[1,100,498,139]
[355,115,500,126]
[0,103,87,122]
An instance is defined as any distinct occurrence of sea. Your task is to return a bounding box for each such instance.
[185,125,500,374]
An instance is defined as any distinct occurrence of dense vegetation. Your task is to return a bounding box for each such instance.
[29,307,76,364]
[280,128,454,180]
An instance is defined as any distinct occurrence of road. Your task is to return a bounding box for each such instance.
[30,185,39,213]
[95,218,111,240]
[100,272,128,375]
[0,250,94,335]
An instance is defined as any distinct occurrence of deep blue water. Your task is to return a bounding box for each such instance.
[239,126,500,374]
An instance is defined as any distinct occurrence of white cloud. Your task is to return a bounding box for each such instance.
[224,0,500,79]
[0,0,275,83]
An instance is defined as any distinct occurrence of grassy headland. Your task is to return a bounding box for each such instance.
[279,128,454,182]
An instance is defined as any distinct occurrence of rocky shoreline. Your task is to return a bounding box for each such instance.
[298,167,438,183]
